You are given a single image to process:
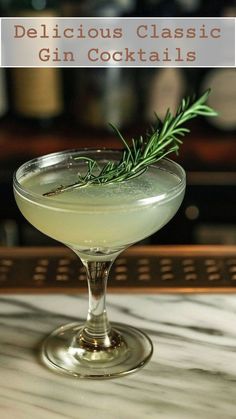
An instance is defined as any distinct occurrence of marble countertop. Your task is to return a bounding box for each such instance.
[0,293,236,419]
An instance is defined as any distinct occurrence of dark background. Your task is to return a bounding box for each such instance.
[0,0,235,247]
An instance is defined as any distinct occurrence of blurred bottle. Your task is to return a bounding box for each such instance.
[0,219,19,246]
[199,69,236,133]
[8,0,63,128]
[144,68,187,123]
[62,0,137,131]
[181,0,236,133]
[76,68,136,130]
[137,0,188,123]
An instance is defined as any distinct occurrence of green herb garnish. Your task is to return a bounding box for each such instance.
[43,89,217,197]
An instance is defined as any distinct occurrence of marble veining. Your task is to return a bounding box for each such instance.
[0,293,236,419]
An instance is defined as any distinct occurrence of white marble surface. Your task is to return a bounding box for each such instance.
[0,293,236,419]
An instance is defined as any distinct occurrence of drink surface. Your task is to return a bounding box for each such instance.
[15,159,185,255]
[22,163,180,206]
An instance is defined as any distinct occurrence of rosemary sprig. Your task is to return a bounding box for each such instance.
[43,89,217,197]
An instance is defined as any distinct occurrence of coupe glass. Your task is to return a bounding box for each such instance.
[13,149,185,379]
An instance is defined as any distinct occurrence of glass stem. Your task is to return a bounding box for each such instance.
[78,258,121,351]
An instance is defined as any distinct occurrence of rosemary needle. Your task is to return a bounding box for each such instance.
[43,89,217,197]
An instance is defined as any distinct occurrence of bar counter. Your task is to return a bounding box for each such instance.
[0,246,236,418]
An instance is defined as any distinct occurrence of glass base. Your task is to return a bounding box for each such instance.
[41,322,153,379]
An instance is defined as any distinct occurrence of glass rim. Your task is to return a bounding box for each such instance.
[13,148,186,209]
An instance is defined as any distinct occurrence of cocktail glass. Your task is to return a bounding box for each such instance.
[13,149,186,379]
